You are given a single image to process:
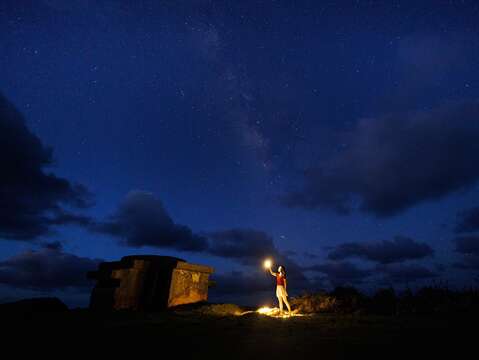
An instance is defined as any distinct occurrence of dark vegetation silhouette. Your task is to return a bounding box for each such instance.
[291,285,479,316]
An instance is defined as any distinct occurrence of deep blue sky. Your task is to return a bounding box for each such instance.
[1,0,479,307]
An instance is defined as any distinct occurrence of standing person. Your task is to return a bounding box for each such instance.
[269,265,292,316]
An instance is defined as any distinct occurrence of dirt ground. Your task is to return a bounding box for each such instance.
[4,306,475,359]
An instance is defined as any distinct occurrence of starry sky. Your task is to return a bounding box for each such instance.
[1,0,479,307]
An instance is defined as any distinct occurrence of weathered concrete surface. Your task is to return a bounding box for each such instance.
[88,255,213,311]
[168,262,213,307]
[110,259,149,310]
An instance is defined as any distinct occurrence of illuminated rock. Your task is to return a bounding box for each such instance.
[87,255,214,311]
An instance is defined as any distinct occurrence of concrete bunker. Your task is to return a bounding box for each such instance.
[88,255,214,311]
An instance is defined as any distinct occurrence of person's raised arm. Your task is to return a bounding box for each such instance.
[269,268,277,277]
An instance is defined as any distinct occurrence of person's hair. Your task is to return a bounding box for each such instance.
[278,265,286,276]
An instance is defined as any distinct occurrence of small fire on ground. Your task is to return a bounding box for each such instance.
[255,306,305,318]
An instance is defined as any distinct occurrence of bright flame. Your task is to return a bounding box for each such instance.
[256,306,284,317]
[263,259,272,269]
[257,306,274,314]
[256,306,305,318]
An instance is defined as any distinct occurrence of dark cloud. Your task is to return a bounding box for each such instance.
[45,211,93,227]
[377,264,438,284]
[0,248,101,290]
[452,235,479,271]
[206,228,310,289]
[328,236,434,264]
[90,191,208,251]
[435,263,447,272]
[453,235,479,256]
[305,261,372,286]
[207,228,277,264]
[41,241,63,251]
[302,251,319,259]
[455,206,479,233]
[0,92,91,241]
[453,255,479,271]
[89,191,308,284]
[281,101,479,217]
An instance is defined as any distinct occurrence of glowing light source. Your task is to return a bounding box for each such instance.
[263,259,272,269]
[257,306,274,314]
[256,306,305,318]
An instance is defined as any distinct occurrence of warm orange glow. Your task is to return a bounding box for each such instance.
[256,306,305,318]
[263,259,272,269]
[257,306,275,314]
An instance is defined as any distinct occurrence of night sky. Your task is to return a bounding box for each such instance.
[1,0,479,307]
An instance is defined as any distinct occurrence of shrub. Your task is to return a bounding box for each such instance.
[290,286,479,316]
[290,292,338,313]
[330,286,367,314]
[369,288,397,315]
[196,303,245,316]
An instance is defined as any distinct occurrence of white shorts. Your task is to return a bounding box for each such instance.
[276,285,287,298]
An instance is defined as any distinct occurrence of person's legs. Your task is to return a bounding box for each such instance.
[276,286,284,313]
[282,294,291,314]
